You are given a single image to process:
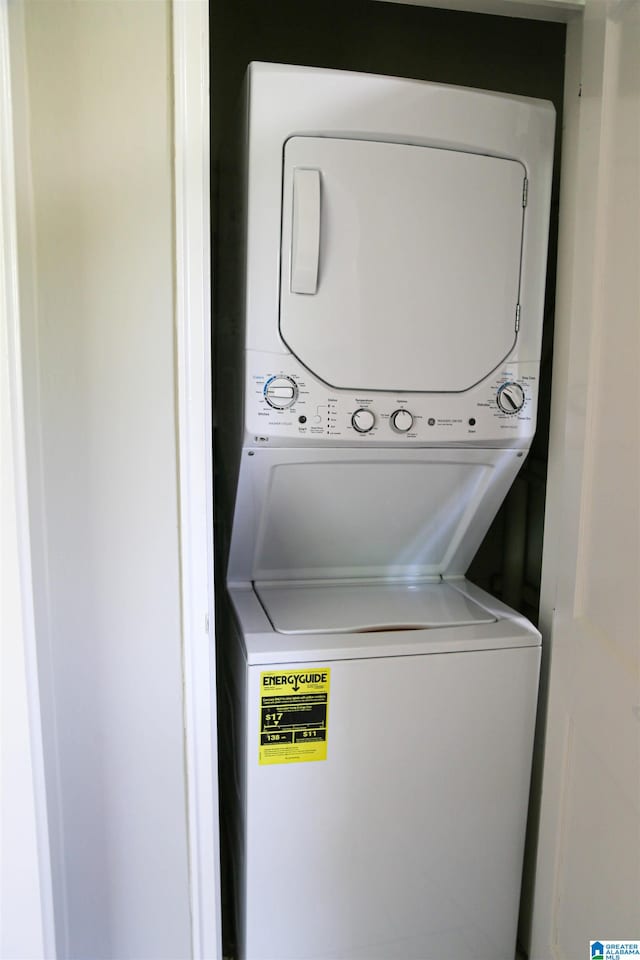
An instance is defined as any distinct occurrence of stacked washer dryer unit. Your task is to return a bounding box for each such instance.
[222,62,554,960]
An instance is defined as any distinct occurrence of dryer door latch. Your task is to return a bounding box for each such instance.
[291,168,321,295]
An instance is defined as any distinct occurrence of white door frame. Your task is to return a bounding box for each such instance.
[172,2,222,958]
[4,1,221,955]
[6,0,609,957]
[0,0,56,954]
[114,1,623,959]
[532,1,640,955]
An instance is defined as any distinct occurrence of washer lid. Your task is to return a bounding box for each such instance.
[227,447,526,584]
[255,580,496,635]
[280,137,526,393]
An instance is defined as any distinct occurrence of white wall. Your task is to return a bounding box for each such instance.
[13,2,192,956]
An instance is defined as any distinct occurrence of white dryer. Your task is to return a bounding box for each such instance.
[218,62,555,960]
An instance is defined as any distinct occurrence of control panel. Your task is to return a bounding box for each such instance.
[246,351,539,447]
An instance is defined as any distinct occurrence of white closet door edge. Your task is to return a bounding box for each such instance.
[172,3,222,959]
[1,2,56,956]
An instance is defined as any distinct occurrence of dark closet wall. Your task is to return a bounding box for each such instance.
[210,0,565,149]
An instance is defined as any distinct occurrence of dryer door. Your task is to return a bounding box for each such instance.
[280,137,526,393]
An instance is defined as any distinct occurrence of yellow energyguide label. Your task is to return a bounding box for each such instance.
[259,668,330,765]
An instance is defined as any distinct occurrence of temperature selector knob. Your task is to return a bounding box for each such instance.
[351,408,376,433]
[497,382,526,414]
[264,376,298,409]
[391,409,414,433]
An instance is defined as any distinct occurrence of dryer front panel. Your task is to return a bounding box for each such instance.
[279,137,526,394]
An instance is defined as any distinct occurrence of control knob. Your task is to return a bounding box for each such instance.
[391,409,414,433]
[351,408,376,433]
[264,376,298,410]
[496,382,526,415]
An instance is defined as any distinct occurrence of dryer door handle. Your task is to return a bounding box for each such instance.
[290,168,321,295]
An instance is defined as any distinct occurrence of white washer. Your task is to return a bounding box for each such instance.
[226,579,539,960]
[218,62,555,960]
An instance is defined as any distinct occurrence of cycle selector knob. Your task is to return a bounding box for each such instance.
[264,376,298,409]
[351,408,376,433]
[391,409,414,433]
[497,382,526,414]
